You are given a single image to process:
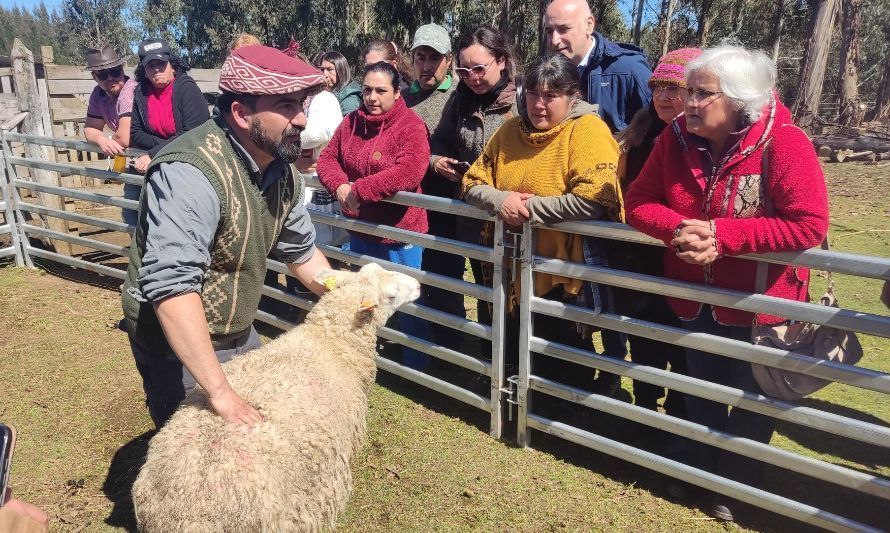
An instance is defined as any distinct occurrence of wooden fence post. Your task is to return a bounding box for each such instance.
[11,38,71,255]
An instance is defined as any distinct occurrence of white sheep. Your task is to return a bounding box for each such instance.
[131,262,421,532]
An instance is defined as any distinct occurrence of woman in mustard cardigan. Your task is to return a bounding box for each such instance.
[462,54,622,419]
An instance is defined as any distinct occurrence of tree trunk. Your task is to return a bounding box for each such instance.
[770,0,786,62]
[837,0,862,127]
[729,0,745,36]
[631,0,645,45]
[538,0,548,57]
[869,52,890,121]
[696,0,715,46]
[791,0,840,132]
[594,0,611,31]
[498,0,511,35]
[661,0,676,58]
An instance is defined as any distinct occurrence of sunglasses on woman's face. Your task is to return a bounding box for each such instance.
[95,67,124,81]
[455,59,495,79]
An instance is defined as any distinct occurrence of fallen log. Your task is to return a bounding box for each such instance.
[830,149,876,163]
[813,134,890,153]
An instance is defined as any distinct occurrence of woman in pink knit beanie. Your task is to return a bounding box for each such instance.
[608,47,702,445]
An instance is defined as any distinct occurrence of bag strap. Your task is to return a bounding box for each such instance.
[754,139,832,296]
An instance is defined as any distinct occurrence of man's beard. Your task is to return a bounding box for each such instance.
[249,118,302,163]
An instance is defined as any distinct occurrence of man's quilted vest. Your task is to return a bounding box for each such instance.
[121,117,298,348]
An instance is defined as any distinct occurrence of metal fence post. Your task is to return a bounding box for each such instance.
[489,217,507,439]
[516,222,534,447]
[0,129,26,266]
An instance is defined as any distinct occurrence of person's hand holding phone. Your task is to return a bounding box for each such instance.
[433,157,469,183]
[0,424,49,532]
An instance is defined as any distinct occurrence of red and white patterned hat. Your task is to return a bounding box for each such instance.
[218,45,325,95]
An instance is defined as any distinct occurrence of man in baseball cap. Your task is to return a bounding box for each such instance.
[121,45,333,429]
[402,23,462,347]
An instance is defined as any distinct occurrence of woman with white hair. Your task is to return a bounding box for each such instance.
[625,45,829,521]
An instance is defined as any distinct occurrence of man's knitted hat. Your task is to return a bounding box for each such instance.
[218,45,325,94]
[648,47,702,88]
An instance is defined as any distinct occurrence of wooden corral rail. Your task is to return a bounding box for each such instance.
[2,40,221,257]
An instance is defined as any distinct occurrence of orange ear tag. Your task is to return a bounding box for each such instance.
[358,299,377,312]
[372,151,382,161]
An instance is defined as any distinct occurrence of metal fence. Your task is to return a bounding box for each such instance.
[1,130,889,531]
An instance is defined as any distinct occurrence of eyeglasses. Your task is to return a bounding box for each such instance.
[653,85,682,100]
[685,87,724,104]
[95,67,124,81]
[455,59,495,79]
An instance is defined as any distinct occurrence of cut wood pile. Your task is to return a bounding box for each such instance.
[812,121,890,164]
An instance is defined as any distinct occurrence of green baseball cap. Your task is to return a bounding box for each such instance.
[411,23,451,55]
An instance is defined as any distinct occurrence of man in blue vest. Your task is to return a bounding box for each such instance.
[544,0,652,133]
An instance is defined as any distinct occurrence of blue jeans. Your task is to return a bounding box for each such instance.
[122,182,141,226]
[680,307,776,488]
[349,236,431,370]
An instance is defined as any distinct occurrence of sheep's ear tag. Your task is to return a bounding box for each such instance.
[323,276,338,291]
[358,299,377,312]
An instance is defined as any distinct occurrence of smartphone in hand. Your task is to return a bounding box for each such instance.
[0,424,15,508]
[452,161,471,175]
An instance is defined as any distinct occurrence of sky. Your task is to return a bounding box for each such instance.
[0,0,64,11]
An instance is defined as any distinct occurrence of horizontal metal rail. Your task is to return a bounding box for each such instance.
[531,297,890,394]
[0,247,14,259]
[376,356,491,412]
[527,416,879,533]
[317,244,494,302]
[547,220,890,281]
[533,257,890,338]
[3,132,147,157]
[0,223,8,234]
[304,175,492,220]
[263,275,490,341]
[530,376,890,500]
[311,210,493,262]
[26,246,126,280]
[14,178,138,210]
[6,156,143,185]
[23,224,128,257]
[529,337,890,448]
[20,202,132,234]
[377,327,492,376]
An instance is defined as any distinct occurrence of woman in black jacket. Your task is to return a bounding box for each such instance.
[130,38,209,174]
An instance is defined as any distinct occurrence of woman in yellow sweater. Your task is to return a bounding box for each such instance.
[462,54,622,418]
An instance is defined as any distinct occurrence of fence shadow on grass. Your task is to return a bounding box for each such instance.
[102,430,155,531]
[775,397,890,470]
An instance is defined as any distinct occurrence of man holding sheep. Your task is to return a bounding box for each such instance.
[121,45,333,429]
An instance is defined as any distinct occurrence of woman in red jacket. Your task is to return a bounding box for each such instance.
[625,45,828,522]
[317,61,430,369]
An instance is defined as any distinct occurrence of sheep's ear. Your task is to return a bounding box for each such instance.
[313,268,352,291]
[358,296,378,313]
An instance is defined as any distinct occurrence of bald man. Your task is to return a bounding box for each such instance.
[543,0,652,132]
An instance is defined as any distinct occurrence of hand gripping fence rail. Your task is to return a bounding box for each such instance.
[2,130,889,531]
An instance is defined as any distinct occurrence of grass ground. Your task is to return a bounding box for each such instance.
[0,161,886,532]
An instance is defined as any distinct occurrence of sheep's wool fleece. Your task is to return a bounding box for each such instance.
[132,266,419,532]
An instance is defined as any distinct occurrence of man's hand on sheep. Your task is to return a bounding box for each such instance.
[207,385,266,427]
[154,292,265,428]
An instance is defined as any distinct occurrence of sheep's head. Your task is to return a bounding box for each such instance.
[312,263,421,328]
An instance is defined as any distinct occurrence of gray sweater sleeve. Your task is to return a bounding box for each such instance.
[524,194,607,226]
[462,184,511,216]
[272,199,317,264]
[138,162,220,301]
